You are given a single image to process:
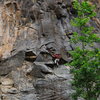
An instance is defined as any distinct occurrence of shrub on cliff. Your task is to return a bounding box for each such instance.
[68,0,100,100]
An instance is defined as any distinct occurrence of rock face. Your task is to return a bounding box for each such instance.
[0,0,100,100]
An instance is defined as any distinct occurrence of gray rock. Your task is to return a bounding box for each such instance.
[28,63,53,78]
[0,51,25,75]
[0,0,99,100]
[20,94,38,100]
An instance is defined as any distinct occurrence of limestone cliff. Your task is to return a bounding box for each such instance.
[0,0,100,100]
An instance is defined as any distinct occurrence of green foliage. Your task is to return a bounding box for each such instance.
[72,0,96,17]
[68,0,100,100]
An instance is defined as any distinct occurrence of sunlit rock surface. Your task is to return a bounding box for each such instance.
[0,0,100,100]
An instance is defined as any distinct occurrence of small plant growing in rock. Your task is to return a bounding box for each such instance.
[68,0,100,100]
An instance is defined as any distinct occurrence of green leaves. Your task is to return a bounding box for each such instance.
[68,0,100,100]
[81,26,94,34]
[73,0,96,17]
[71,17,90,27]
[89,34,100,42]
[70,32,79,43]
[70,0,99,45]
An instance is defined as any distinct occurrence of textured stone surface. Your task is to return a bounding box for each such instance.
[0,0,100,100]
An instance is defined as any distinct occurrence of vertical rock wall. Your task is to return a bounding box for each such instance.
[0,0,100,100]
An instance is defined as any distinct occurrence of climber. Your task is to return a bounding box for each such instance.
[52,54,62,66]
